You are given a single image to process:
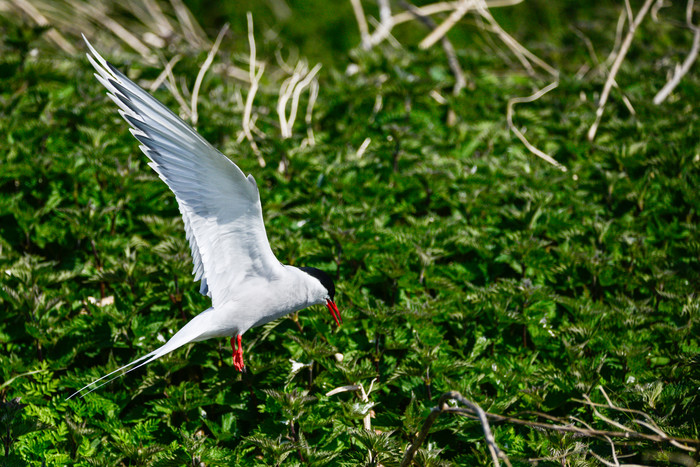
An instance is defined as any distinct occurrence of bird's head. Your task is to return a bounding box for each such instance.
[299,267,341,326]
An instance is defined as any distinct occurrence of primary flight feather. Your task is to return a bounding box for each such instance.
[68,37,341,399]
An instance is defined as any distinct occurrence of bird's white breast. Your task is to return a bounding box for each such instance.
[202,266,328,338]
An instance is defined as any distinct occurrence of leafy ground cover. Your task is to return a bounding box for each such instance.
[1,1,699,465]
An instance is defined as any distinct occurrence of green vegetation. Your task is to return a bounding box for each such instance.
[1,1,699,465]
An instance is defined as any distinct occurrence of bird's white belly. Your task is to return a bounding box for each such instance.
[202,277,320,339]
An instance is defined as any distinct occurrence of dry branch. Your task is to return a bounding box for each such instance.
[366,0,395,48]
[571,26,636,115]
[507,81,567,171]
[350,0,371,49]
[169,0,208,48]
[653,0,699,104]
[605,9,628,67]
[190,23,228,126]
[326,379,376,431]
[242,12,266,167]
[287,64,321,134]
[401,391,511,467]
[327,379,377,462]
[138,0,175,38]
[475,0,558,77]
[389,0,524,29]
[402,388,700,466]
[419,0,475,50]
[587,0,655,141]
[148,54,182,92]
[69,0,154,60]
[470,408,700,449]
[304,79,319,147]
[277,61,321,139]
[4,0,214,60]
[400,1,467,94]
[163,58,191,118]
[9,0,77,54]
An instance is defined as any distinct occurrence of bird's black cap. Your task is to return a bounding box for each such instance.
[300,267,335,300]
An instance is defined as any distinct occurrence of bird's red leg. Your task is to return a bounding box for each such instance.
[231,335,245,372]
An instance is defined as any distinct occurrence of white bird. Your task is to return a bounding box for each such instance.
[68,37,341,399]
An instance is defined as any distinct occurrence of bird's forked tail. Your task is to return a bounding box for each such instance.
[67,308,215,400]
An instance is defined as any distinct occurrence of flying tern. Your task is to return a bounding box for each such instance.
[68,38,341,399]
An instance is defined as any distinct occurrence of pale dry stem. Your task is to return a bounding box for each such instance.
[139,0,175,38]
[304,78,319,147]
[419,0,475,50]
[588,0,655,141]
[68,0,154,60]
[163,59,191,118]
[438,394,700,464]
[9,0,77,54]
[5,0,211,58]
[350,0,371,49]
[326,379,377,461]
[576,387,698,454]
[277,61,321,139]
[571,26,636,116]
[653,0,699,104]
[149,54,182,92]
[243,12,265,166]
[169,0,208,48]
[475,0,558,77]
[401,391,512,467]
[287,64,321,134]
[356,137,371,158]
[277,64,304,138]
[400,1,467,94]
[651,0,667,22]
[507,81,567,171]
[367,0,395,47]
[605,9,628,67]
[389,0,524,29]
[190,23,229,126]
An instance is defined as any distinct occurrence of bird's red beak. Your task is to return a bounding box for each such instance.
[326,299,341,326]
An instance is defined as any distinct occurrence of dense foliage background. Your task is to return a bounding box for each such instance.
[1,0,699,465]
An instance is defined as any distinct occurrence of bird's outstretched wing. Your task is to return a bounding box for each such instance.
[84,37,283,308]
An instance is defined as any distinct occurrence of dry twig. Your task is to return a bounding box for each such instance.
[304,79,319,147]
[653,0,700,104]
[419,0,475,50]
[366,0,395,48]
[401,391,511,467]
[162,56,191,118]
[605,9,629,68]
[588,0,655,141]
[327,379,378,462]
[463,408,700,450]
[149,54,182,92]
[349,0,371,49]
[400,1,467,94]
[138,0,175,39]
[9,0,76,54]
[277,62,322,139]
[242,12,266,166]
[69,0,154,60]
[169,0,208,49]
[507,81,567,171]
[388,0,524,30]
[571,26,636,115]
[190,24,228,126]
[475,0,558,77]
[402,387,700,465]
